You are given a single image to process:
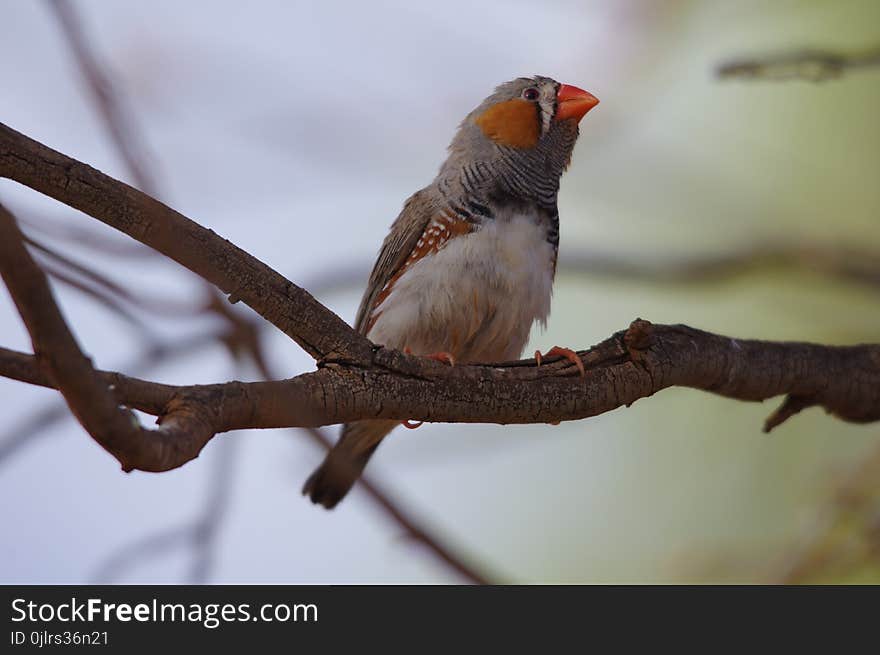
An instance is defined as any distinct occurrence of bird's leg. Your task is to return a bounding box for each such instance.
[534,346,585,377]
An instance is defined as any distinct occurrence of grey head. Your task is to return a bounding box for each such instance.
[436,75,598,210]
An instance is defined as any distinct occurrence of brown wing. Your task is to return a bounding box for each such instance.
[355,189,474,335]
[354,189,435,334]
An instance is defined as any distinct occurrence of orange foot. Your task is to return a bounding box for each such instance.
[425,351,456,366]
[534,346,585,377]
[403,346,456,367]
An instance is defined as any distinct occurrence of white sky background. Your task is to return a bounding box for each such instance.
[1,0,878,583]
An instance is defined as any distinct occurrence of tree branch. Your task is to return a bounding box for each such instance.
[559,243,880,291]
[0,202,217,472]
[91,437,239,584]
[2,316,878,473]
[0,331,219,467]
[718,46,880,82]
[0,121,372,363]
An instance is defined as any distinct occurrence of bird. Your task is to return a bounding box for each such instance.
[303,75,598,509]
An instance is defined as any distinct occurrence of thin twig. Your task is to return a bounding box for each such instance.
[27,233,200,316]
[46,0,160,195]
[91,426,238,584]
[38,258,154,335]
[300,427,492,584]
[558,243,880,291]
[19,211,151,257]
[718,46,880,82]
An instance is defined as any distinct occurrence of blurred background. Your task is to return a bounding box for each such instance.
[1,0,879,583]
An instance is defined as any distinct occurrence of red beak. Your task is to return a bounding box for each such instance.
[555,84,599,122]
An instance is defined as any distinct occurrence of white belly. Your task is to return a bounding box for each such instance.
[367,214,555,363]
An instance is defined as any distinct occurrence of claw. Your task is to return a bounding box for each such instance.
[401,420,423,429]
[425,351,456,366]
[535,346,585,377]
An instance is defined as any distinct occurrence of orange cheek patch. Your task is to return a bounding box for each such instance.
[475,98,539,149]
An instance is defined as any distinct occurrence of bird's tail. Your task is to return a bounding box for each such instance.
[302,420,398,509]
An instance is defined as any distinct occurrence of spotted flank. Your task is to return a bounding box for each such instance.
[366,211,473,332]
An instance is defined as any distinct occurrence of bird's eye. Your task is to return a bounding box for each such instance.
[522,87,540,101]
